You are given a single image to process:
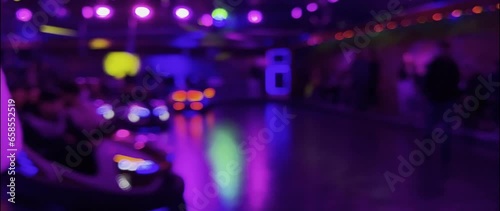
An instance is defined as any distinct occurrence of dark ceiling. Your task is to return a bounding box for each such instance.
[0,0,490,49]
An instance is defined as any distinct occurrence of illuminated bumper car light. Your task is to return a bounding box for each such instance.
[172,90,187,102]
[173,102,185,111]
[203,88,216,98]
[187,90,204,102]
[190,102,203,111]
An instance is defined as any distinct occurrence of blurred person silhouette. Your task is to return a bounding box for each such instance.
[367,50,380,107]
[423,41,460,169]
[350,50,373,110]
[418,41,460,199]
[21,91,97,174]
[494,61,500,127]
[8,84,37,114]
[61,82,102,131]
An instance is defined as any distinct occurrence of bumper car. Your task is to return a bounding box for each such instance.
[169,88,216,113]
[2,138,185,211]
[95,99,171,133]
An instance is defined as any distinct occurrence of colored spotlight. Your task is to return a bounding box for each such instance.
[82,6,93,19]
[95,5,112,19]
[16,8,32,22]
[212,8,228,21]
[203,88,216,98]
[472,6,483,14]
[174,6,191,19]
[199,14,213,27]
[432,13,443,21]
[103,52,140,79]
[247,10,263,24]
[134,5,152,19]
[306,3,318,12]
[173,102,185,111]
[291,7,302,19]
[190,102,203,111]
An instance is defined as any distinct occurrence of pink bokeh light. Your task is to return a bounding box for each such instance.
[199,14,213,27]
[247,10,263,24]
[82,6,93,19]
[306,3,318,12]
[16,8,32,22]
[291,7,302,19]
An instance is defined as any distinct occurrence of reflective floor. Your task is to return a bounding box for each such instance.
[154,103,499,211]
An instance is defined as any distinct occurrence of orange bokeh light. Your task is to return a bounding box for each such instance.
[374,24,384,32]
[334,32,343,40]
[173,102,185,111]
[190,102,204,111]
[203,88,216,98]
[172,90,187,102]
[472,6,483,14]
[432,13,443,21]
[187,90,204,102]
[342,30,354,38]
[387,22,397,29]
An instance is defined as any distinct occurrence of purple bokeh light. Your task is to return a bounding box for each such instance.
[291,7,302,19]
[95,5,112,19]
[328,0,339,3]
[199,14,213,27]
[247,10,263,24]
[306,3,318,12]
[16,8,32,22]
[82,6,93,19]
[174,6,191,20]
[134,5,152,19]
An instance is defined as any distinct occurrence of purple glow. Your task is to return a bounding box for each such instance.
[199,14,213,27]
[291,7,302,19]
[56,7,68,17]
[247,10,263,24]
[95,5,112,19]
[82,6,93,19]
[16,8,32,22]
[134,6,152,19]
[175,6,191,19]
[328,0,339,3]
[306,3,318,12]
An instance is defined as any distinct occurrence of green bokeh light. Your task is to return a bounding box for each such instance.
[212,8,228,21]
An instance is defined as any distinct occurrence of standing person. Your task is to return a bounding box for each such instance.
[422,41,461,176]
[367,50,380,107]
[350,50,371,110]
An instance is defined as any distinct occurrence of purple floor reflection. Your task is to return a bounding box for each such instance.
[161,103,499,211]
